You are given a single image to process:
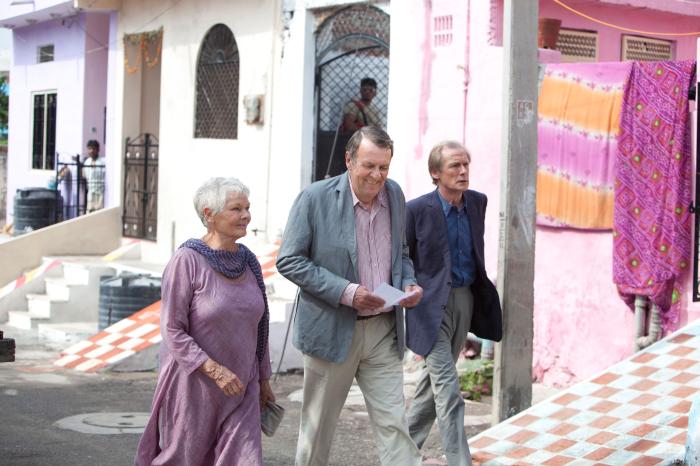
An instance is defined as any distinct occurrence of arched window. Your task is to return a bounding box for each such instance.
[195,24,239,139]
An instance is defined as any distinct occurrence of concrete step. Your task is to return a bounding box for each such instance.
[26,293,99,323]
[37,321,98,344]
[62,262,92,286]
[44,278,71,301]
[7,310,50,330]
[26,294,65,318]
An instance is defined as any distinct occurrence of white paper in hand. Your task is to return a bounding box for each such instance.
[373,282,417,307]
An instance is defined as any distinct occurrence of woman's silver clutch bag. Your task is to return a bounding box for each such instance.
[261,400,285,437]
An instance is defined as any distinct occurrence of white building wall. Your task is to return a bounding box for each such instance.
[109,0,280,262]
[267,2,315,240]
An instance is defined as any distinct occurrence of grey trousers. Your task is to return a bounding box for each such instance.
[407,286,474,466]
[295,312,421,466]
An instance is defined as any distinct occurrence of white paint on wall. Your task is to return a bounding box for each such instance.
[109,0,280,263]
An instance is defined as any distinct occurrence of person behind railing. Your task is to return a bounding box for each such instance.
[83,139,105,213]
[56,154,77,220]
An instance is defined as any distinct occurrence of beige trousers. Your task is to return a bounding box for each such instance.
[295,312,421,466]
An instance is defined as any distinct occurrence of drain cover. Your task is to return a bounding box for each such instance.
[55,412,149,435]
[83,412,149,428]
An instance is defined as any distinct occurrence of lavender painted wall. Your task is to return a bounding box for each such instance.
[82,13,109,158]
[392,0,699,387]
[5,13,109,224]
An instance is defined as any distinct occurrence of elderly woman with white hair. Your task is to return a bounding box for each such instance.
[135,177,275,466]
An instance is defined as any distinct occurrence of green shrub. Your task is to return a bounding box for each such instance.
[458,359,494,401]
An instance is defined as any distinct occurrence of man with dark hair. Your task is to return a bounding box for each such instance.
[405,140,502,466]
[342,77,381,132]
[84,139,105,213]
[277,126,423,466]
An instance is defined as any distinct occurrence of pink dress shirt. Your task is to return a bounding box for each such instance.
[339,175,393,316]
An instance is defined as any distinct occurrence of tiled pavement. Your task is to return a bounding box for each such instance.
[467,322,700,465]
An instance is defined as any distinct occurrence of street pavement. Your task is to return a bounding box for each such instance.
[0,327,552,466]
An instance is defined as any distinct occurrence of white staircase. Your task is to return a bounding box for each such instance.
[6,259,115,342]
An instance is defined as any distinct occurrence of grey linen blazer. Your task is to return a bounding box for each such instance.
[276,173,417,364]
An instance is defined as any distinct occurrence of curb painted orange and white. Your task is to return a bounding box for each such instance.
[1,240,141,302]
[0,259,62,301]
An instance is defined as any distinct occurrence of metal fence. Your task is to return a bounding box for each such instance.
[55,157,106,221]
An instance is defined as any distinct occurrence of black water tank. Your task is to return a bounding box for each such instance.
[99,273,162,330]
[13,187,63,236]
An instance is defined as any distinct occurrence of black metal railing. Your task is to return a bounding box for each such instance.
[54,155,106,221]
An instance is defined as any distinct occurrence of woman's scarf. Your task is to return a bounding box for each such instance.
[181,238,269,364]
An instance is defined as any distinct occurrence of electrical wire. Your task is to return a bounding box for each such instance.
[552,0,700,37]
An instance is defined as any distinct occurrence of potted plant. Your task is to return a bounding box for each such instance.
[538,17,562,49]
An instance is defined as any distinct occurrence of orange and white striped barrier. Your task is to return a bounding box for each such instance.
[0,259,61,301]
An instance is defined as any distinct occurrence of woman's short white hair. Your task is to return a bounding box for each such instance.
[193,177,250,227]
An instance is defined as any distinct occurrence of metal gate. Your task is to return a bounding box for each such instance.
[122,133,158,241]
[314,4,390,181]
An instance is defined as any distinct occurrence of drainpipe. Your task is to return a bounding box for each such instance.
[634,295,662,352]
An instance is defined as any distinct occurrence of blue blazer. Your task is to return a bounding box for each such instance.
[276,173,417,363]
[405,189,502,356]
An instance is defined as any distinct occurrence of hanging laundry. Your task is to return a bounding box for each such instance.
[537,62,631,229]
[613,60,696,332]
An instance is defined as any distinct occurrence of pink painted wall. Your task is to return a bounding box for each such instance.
[492,0,699,61]
[391,0,700,387]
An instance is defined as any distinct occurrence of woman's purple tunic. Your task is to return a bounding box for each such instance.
[135,247,271,466]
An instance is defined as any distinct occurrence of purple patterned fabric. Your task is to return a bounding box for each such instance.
[182,238,269,365]
[613,60,696,332]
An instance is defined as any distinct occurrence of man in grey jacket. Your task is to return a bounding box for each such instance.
[277,126,423,466]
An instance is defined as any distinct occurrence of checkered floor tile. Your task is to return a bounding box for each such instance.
[469,323,700,465]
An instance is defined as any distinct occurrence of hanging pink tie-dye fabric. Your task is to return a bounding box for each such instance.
[613,60,695,332]
[537,62,631,229]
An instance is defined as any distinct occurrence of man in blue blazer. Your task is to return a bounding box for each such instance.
[277,126,423,466]
[405,141,502,466]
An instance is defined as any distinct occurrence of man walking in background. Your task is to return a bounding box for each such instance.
[405,140,502,466]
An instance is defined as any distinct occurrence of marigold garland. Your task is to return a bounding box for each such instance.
[123,28,163,74]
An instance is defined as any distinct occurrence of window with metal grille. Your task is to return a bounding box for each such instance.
[37,44,54,63]
[556,29,598,63]
[433,15,453,47]
[32,92,57,170]
[622,35,674,61]
[194,24,239,139]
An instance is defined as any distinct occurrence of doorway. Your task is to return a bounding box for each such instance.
[314,5,390,181]
[121,29,162,241]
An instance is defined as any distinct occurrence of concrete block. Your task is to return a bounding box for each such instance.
[269,301,303,373]
[38,322,98,344]
[108,343,159,372]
